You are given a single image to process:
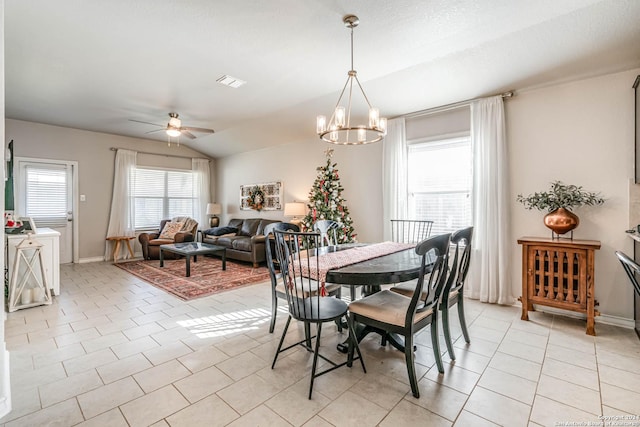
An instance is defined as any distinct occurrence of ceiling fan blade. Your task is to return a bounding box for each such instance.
[129,119,164,127]
[181,130,197,139]
[144,129,166,134]
[182,126,215,134]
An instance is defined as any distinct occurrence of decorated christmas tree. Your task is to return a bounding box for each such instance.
[300,149,357,243]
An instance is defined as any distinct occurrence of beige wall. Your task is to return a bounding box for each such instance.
[216,141,383,243]
[217,68,640,322]
[509,68,638,321]
[5,119,214,260]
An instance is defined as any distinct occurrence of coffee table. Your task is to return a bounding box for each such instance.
[159,242,226,277]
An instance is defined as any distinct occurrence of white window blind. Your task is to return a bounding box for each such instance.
[408,137,472,236]
[133,167,195,229]
[24,165,68,228]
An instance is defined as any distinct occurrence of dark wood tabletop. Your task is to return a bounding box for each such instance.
[324,244,422,286]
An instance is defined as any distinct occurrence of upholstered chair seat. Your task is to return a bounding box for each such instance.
[348,290,434,327]
[274,282,342,298]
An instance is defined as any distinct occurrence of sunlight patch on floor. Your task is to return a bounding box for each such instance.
[177,308,272,338]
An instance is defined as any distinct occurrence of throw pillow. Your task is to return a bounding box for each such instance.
[204,226,238,236]
[159,221,184,239]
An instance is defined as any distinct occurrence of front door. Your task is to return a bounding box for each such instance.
[15,158,76,264]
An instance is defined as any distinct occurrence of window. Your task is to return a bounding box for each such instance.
[408,136,472,236]
[133,167,195,229]
[21,163,70,228]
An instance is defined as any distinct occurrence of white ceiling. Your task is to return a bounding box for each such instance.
[5,0,640,158]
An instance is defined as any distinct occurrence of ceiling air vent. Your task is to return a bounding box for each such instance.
[216,75,246,88]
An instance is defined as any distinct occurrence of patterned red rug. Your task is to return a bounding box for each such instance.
[115,257,271,301]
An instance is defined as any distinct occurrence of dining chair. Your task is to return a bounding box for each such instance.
[615,251,640,297]
[265,222,344,337]
[439,226,473,360]
[263,222,299,333]
[390,227,473,360]
[390,219,434,243]
[313,219,340,246]
[348,232,451,398]
[271,229,365,399]
[313,219,357,300]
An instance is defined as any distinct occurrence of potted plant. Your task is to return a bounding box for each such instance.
[517,181,604,235]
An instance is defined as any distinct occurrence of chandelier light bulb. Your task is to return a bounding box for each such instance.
[379,117,388,135]
[317,115,327,134]
[357,127,366,142]
[368,107,379,129]
[329,125,338,142]
[335,106,346,128]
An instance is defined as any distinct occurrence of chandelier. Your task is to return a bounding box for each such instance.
[316,15,387,145]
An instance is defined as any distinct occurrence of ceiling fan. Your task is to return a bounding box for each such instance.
[129,112,214,139]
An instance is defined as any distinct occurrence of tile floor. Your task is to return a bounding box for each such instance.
[1,261,640,426]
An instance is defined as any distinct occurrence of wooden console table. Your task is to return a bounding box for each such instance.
[517,236,601,335]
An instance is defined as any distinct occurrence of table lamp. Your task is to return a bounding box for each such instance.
[284,202,306,227]
[206,203,222,227]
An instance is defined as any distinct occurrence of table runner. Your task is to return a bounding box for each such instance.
[289,241,415,295]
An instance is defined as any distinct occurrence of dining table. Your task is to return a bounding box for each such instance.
[315,242,426,353]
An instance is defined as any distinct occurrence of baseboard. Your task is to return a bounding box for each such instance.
[533,305,635,329]
[78,256,106,264]
[79,252,143,264]
[0,346,11,419]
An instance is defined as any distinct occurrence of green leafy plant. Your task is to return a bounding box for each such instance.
[517,181,604,212]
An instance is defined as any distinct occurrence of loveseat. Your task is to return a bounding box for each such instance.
[202,218,280,267]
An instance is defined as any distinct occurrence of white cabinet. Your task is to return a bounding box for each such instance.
[7,228,61,296]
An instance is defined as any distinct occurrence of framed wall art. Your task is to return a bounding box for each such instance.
[240,181,282,211]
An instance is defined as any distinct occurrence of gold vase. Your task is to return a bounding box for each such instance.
[543,207,579,235]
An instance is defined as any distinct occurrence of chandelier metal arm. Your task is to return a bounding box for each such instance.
[346,75,354,130]
[350,26,354,71]
[353,74,374,109]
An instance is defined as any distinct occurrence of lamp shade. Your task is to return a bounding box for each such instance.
[284,202,306,217]
[206,203,222,215]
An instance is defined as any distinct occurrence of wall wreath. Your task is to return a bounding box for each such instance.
[247,186,265,211]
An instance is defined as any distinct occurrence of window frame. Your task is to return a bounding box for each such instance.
[132,165,196,231]
[406,133,473,236]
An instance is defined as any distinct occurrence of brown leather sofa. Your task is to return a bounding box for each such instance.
[138,218,198,260]
[202,218,280,267]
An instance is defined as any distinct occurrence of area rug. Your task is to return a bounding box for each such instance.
[115,257,271,301]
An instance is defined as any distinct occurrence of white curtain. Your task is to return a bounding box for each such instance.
[192,158,210,230]
[382,117,408,241]
[105,149,137,261]
[467,96,514,304]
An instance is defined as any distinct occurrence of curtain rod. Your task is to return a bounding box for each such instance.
[397,91,515,120]
[109,147,210,161]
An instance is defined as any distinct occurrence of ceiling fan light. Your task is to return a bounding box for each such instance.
[166,128,181,137]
